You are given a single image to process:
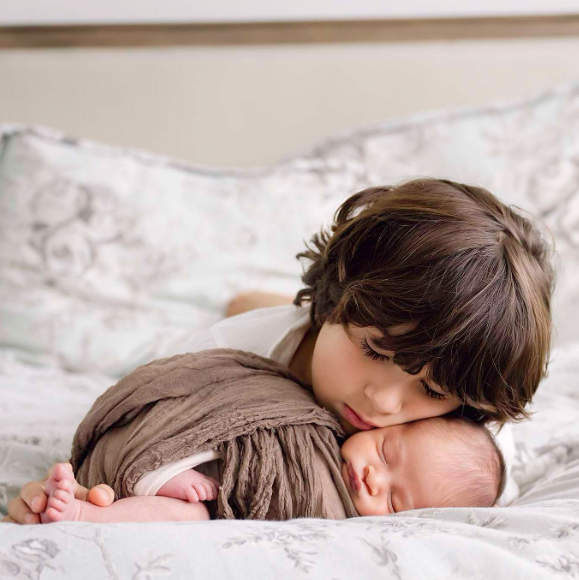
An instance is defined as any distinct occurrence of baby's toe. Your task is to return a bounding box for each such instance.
[58,479,72,492]
[53,489,70,503]
[53,463,73,482]
[45,506,64,522]
[47,496,64,513]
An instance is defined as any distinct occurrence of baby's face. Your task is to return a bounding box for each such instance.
[340,421,454,516]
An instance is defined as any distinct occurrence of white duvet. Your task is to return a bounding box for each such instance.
[1,342,579,579]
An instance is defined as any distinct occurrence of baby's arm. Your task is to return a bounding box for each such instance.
[156,469,220,503]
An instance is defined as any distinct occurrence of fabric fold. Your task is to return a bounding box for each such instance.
[71,348,358,520]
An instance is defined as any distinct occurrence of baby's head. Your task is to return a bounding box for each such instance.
[340,416,505,515]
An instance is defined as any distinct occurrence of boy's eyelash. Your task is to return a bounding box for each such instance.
[361,338,390,362]
[421,381,446,401]
[362,338,446,401]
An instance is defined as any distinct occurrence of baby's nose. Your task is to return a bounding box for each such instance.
[364,465,385,497]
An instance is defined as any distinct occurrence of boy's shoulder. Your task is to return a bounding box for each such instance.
[211,304,311,365]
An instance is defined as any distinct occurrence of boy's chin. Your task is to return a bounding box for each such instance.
[339,417,358,436]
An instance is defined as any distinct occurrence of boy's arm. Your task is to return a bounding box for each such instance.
[225,291,294,318]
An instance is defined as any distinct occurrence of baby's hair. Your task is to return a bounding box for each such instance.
[294,177,555,423]
[423,417,506,507]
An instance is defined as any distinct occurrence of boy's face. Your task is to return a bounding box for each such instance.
[340,422,453,515]
[311,322,461,435]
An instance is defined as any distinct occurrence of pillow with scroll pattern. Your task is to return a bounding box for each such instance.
[0,81,577,375]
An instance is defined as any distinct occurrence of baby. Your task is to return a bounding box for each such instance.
[39,415,504,522]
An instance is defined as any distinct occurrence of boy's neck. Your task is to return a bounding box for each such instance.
[289,327,318,386]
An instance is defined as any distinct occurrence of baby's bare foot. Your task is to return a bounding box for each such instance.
[40,463,82,524]
[157,469,220,503]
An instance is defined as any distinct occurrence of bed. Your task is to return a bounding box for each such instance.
[1,79,579,578]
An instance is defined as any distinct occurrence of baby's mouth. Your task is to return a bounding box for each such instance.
[347,463,361,496]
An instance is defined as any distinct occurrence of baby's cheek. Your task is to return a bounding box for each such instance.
[355,500,387,517]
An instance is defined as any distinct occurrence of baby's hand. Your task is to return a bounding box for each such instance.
[156,469,220,503]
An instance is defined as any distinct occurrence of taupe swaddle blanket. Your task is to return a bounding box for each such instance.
[71,348,359,520]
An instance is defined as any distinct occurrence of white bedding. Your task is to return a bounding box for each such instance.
[1,80,579,578]
[0,344,578,578]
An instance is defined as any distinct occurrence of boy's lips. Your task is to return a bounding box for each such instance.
[343,404,376,431]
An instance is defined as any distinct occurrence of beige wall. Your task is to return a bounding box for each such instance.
[1,36,579,167]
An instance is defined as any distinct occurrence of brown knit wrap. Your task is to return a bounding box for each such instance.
[70,348,359,520]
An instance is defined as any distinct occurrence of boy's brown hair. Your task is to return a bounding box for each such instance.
[294,178,555,424]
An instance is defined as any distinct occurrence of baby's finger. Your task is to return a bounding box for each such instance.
[186,487,200,503]
[194,484,207,501]
[203,482,216,500]
[1,515,17,524]
[19,481,47,514]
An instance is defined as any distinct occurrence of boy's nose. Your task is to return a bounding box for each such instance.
[365,383,403,416]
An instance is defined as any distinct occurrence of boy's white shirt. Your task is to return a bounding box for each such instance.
[133,304,519,506]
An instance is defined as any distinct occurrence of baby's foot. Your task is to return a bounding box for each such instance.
[156,469,220,503]
[40,463,82,523]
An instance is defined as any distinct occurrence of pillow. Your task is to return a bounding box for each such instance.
[1,81,578,376]
[512,340,579,505]
[0,127,341,375]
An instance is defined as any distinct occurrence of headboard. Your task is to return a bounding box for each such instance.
[1,14,578,166]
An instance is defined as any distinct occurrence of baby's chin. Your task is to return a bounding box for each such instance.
[353,502,388,517]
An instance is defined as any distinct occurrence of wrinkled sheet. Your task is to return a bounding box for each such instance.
[1,342,578,579]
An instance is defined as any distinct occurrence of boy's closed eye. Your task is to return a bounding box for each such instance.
[360,337,448,401]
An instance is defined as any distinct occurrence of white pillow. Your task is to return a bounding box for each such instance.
[0,127,343,375]
[1,81,578,375]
